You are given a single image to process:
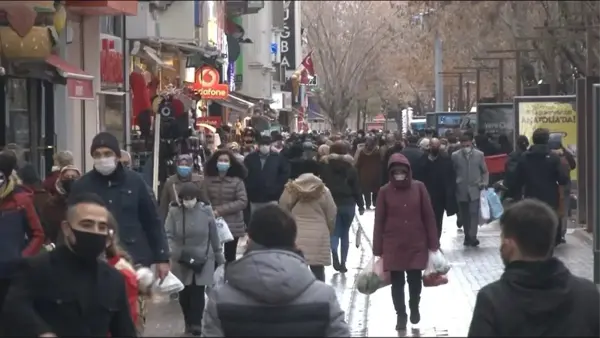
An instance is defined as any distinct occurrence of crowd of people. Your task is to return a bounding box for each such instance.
[0,124,595,337]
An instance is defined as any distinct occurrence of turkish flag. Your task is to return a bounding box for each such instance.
[301,51,315,76]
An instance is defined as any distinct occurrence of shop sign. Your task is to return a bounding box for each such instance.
[271,92,283,110]
[194,66,229,99]
[281,0,297,76]
[197,116,222,128]
[67,78,94,100]
[100,38,123,88]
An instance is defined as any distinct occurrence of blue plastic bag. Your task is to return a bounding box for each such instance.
[486,188,504,220]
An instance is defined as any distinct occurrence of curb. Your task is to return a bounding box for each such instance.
[571,228,593,246]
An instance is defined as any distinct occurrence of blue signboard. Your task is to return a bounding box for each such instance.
[270,42,278,55]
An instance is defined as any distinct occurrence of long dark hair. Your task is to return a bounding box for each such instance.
[204,149,248,179]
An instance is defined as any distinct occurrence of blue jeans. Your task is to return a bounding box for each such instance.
[331,204,355,264]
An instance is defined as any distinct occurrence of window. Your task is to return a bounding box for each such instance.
[6,78,30,150]
[99,94,126,147]
[100,16,123,36]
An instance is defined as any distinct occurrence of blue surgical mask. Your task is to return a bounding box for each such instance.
[216,162,230,172]
[177,165,192,177]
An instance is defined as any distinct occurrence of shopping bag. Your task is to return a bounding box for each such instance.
[215,217,234,243]
[480,190,490,222]
[423,250,450,287]
[486,188,503,220]
[213,264,226,288]
[152,271,184,295]
[356,257,390,295]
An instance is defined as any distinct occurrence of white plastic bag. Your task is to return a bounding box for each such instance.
[423,250,450,287]
[213,264,225,288]
[480,189,490,221]
[215,217,234,243]
[356,257,390,295]
[153,271,184,295]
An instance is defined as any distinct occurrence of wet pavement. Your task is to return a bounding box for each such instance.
[144,210,595,337]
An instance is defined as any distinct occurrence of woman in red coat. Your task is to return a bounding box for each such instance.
[373,153,440,331]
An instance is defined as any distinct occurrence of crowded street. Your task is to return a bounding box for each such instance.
[144,212,595,337]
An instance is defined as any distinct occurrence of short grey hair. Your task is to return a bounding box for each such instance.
[54,150,74,168]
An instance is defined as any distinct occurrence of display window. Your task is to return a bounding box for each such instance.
[99,93,126,146]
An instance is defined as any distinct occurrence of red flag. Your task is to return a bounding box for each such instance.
[301,51,315,76]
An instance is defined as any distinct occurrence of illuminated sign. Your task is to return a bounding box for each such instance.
[194,66,229,100]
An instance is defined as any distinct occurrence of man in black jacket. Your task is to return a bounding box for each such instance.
[468,199,599,336]
[2,193,137,337]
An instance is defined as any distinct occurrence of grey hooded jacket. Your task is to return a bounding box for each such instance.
[201,246,350,337]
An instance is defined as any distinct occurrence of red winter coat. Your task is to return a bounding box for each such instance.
[108,256,139,326]
[373,153,439,272]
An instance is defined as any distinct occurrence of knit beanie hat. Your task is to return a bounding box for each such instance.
[0,153,16,178]
[90,132,121,157]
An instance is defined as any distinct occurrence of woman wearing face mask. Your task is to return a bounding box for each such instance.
[202,149,248,263]
[159,154,204,222]
[41,165,82,244]
[373,153,440,331]
[165,183,225,336]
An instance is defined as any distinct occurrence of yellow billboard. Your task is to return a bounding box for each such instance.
[518,100,577,180]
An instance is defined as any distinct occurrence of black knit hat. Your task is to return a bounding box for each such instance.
[90,132,121,157]
[0,152,16,178]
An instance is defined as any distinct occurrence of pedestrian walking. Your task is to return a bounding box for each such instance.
[468,199,599,336]
[159,154,204,221]
[417,138,457,239]
[41,165,81,244]
[373,153,440,331]
[279,173,337,281]
[320,141,364,273]
[381,133,406,186]
[19,164,52,216]
[69,132,171,275]
[355,135,382,210]
[2,193,137,337]
[201,205,350,336]
[451,132,489,247]
[165,182,225,336]
[244,136,290,214]
[42,150,74,196]
[203,149,248,263]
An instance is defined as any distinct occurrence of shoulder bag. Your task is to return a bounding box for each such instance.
[178,207,211,273]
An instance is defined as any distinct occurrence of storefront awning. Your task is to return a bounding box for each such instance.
[141,46,176,71]
[217,93,255,113]
[45,55,94,100]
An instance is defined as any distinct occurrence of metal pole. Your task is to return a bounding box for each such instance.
[498,59,504,101]
[476,69,481,103]
[457,73,464,111]
[434,33,443,112]
[515,51,522,96]
[466,81,471,109]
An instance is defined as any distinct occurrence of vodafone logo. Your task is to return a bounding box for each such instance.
[193,65,230,100]
[198,67,220,87]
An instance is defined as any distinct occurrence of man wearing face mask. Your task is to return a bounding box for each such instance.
[468,199,599,337]
[2,193,137,337]
[244,136,290,214]
[69,132,171,280]
[417,138,457,239]
[159,154,204,221]
[451,132,489,247]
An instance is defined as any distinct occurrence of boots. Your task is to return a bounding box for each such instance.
[409,297,421,324]
[395,314,407,330]
[332,252,341,271]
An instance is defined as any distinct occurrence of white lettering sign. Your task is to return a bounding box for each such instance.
[280,1,295,72]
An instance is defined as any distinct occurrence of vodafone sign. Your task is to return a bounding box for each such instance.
[194,66,229,100]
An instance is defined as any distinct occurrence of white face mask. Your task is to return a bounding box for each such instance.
[94,157,117,175]
[259,145,270,154]
[393,173,406,181]
[182,199,197,209]
[463,146,473,153]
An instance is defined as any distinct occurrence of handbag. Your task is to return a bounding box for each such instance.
[178,207,211,273]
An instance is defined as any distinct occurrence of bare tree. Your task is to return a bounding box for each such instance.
[302,1,406,131]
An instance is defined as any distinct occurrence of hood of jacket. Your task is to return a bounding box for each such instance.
[226,247,316,305]
[284,173,326,202]
[320,153,354,172]
[501,258,573,317]
[388,153,412,178]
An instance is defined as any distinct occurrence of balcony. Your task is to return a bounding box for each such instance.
[225,0,264,16]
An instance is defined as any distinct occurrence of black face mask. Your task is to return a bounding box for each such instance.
[69,227,107,261]
[61,179,75,194]
[430,149,440,156]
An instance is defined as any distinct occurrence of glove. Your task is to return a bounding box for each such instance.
[215,252,226,266]
[358,207,365,215]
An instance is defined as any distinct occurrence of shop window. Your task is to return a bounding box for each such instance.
[6,78,30,153]
[100,16,123,36]
[99,94,125,147]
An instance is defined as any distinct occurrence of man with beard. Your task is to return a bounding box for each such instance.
[416,138,457,239]
[355,135,382,209]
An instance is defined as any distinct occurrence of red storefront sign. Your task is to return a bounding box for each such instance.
[194,66,229,99]
[100,38,123,87]
[197,116,222,128]
[67,78,94,100]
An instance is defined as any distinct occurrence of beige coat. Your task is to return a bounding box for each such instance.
[202,175,248,238]
[158,173,204,221]
[279,173,337,266]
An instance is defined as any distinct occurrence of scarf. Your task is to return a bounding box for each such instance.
[0,176,16,199]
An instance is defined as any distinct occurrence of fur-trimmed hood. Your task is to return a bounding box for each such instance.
[284,173,326,202]
[320,153,354,164]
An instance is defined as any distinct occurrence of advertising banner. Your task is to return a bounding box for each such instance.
[515,96,577,180]
[477,103,514,149]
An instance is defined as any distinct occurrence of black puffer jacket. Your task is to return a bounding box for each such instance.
[319,154,364,209]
